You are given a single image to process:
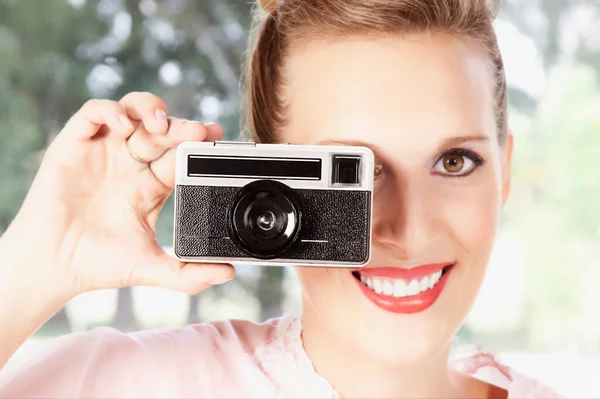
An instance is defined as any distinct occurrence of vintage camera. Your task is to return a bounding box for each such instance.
[173,141,374,267]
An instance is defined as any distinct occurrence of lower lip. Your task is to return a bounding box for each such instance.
[354,267,452,314]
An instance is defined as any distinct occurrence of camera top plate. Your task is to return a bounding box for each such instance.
[175,141,375,191]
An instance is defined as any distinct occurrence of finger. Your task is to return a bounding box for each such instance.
[62,99,135,140]
[123,123,170,165]
[119,91,169,135]
[148,120,216,187]
[125,118,211,167]
[203,122,224,141]
[148,121,224,188]
[131,243,236,295]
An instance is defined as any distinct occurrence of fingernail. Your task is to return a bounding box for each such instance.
[181,119,202,125]
[119,115,133,130]
[155,109,168,126]
[208,277,233,286]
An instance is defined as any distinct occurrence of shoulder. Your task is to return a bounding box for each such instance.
[129,315,287,353]
[0,326,151,397]
[449,344,564,399]
[1,315,297,398]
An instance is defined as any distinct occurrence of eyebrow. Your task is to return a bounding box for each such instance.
[316,139,386,158]
[441,135,490,147]
[318,134,489,151]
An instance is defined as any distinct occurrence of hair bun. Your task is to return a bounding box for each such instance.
[487,0,501,17]
[258,0,278,14]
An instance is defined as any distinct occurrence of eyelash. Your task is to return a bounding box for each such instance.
[434,148,485,178]
[372,148,485,180]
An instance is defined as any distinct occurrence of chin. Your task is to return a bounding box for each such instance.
[360,311,462,366]
[300,263,476,366]
[349,299,462,367]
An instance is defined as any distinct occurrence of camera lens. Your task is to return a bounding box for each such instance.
[244,201,287,240]
[254,210,276,231]
[228,180,302,259]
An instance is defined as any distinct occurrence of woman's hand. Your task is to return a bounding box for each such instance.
[2,92,235,299]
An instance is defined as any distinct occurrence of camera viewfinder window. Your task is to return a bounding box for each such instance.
[332,155,361,185]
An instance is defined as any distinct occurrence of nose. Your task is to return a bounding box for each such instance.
[372,175,439,258]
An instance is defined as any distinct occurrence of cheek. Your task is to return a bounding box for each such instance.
[431,175,503,326]
[435,176,502,265]
[296,267,343,301]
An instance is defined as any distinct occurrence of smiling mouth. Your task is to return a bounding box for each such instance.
[351,264,453,298]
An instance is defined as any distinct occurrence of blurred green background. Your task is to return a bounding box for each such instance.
[0,0,598,396]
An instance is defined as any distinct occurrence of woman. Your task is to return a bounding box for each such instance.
[0,0,562,397]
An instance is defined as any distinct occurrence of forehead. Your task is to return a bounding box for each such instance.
[282,34,496,147]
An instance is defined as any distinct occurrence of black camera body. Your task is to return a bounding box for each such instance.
[173,141,374,267]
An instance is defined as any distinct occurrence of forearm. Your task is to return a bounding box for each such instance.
[0,230,72,369]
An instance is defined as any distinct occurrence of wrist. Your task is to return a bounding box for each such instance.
[0,227,75,314]
[0,228,76,367]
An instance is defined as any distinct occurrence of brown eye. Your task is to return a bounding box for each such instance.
[442,154,464,173]
[433,149,483,177]
[374,163,384,180]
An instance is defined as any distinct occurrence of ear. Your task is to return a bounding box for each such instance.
[501,132,514,208]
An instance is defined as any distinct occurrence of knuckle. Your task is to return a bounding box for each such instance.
[120,91,166,109]
[81,98,101,111]
[120,90,146,100]
[81,98,119,113]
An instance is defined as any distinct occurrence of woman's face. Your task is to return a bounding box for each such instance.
[281,33,513,364]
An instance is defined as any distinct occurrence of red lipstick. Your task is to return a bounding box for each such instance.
[353,263,454,314]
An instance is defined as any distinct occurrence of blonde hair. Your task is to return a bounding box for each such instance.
[242,0,507,145]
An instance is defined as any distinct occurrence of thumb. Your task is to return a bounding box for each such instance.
[130,242,236,294]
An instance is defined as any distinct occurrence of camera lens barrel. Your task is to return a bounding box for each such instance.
[228,180,302,259]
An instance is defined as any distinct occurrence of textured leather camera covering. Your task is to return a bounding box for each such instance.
[174,185,371,263]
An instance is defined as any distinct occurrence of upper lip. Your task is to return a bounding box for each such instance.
[355,263,454,280]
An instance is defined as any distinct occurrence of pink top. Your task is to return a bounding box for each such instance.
[0,314,562,398]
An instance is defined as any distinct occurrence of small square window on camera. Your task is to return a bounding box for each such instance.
[331,154,361,186]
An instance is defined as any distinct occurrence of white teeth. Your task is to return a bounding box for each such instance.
[357,267,447,298]
[393,280,408,297]
[373,279,383,294]
[420,276,429,292]
[382,280,394,295]
[407,279,420,295]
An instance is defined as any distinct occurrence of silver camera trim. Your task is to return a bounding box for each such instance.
[173,141,374,268]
